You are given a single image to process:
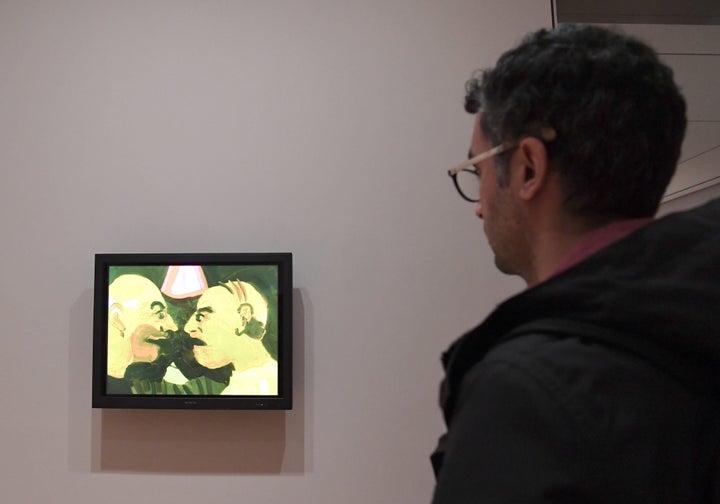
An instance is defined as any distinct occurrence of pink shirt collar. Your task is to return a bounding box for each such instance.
[549,217,653,280]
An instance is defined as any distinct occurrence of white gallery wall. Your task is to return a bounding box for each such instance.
[0,1,549,503]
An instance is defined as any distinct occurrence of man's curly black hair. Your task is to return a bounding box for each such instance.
[465,24,686,222]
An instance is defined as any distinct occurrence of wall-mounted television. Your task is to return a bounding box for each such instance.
[92,253,292,409]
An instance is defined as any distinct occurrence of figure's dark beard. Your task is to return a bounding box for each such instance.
[124,356,173,381]
[169,330,232,385]
[123,330,233,386]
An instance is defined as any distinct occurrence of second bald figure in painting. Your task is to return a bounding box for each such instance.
[185,280,278,395]
[107,274,178,378]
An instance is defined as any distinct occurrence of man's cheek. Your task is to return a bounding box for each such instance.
[130,324,164,361]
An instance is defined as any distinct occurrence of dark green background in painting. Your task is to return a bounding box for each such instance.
[108,264,279,359]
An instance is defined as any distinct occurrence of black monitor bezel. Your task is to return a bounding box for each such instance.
[92,252,292,410]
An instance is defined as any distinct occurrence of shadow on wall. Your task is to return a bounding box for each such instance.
[96,408,290,473]
[70,287,311,475]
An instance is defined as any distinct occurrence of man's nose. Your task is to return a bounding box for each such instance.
[165,316,178,332]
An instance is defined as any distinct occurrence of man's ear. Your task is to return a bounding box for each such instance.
[513,137,550,201]
[109,303,126,334]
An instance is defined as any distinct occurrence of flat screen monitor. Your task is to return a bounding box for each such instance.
[92,253,292,409]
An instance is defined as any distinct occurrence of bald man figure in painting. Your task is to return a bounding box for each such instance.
[185,281,277,395]
[107,274,178,383]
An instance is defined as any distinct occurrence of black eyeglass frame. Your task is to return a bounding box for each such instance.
[447,128,557,203]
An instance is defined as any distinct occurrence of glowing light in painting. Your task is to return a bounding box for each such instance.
[161,265,208,298]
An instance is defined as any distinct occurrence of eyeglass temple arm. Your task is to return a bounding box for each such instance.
[447,128,557,176]
[448,144,511,176]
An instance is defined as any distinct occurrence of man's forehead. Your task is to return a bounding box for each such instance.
[110,274,164,306]
[474,113,487,135]
[471,113,489,151]
[132,296,165,313]
[197,287,236,311]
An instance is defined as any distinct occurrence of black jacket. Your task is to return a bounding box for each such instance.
[432,198,720,503]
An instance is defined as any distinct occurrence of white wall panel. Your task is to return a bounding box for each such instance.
[0,2,550,503]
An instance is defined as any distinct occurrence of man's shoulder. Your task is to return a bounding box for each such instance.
[457,329,711,453]
[470,332,630,403]
[439,329,720,504]
[478,329,682,387]
[472,329,697,412]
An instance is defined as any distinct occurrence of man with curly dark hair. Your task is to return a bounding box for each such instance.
[435,24,720,503]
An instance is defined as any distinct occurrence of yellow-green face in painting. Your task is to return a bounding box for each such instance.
[185,286,242,369]
[109,275,178,365]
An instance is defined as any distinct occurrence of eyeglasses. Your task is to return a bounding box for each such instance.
[447,143,516,202]
[447,128,557,203]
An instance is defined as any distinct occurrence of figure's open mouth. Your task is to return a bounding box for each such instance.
[189,337,206,346]
[144,335,166,343]
[144,330,170,343]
